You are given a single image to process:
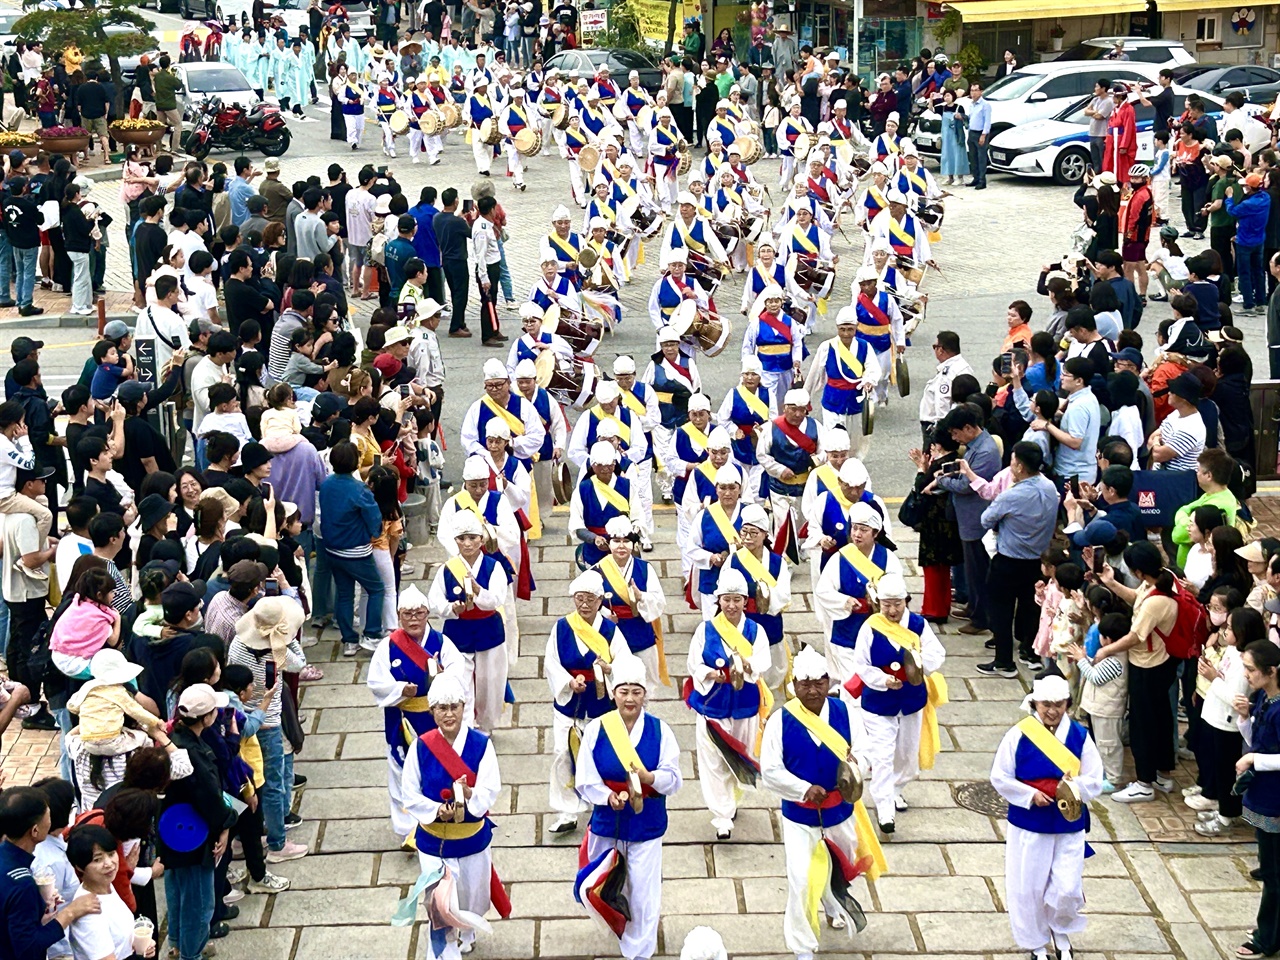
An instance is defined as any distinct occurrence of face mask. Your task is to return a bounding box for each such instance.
[1210,609,1228,627]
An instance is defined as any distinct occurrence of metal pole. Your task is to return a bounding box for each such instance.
[851,0,863,81]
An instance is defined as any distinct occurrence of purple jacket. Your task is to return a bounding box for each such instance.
[267,438,327,525]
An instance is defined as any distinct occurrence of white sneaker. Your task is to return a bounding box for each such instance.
[1195,815,1232,836]
[894,795,909,812]
[1153,775,1175,793]
[1185,793,1218,812]
[548,815,578,833]
[1111,782,1156,803]
[1182,785,1203,798]
[1197,809,1221,822]
[358,635,382,652]
[223,886,245,904]
[342,642,358,657]
[246,872,292,893]
[227,864,247,885]
[265,841,308,863]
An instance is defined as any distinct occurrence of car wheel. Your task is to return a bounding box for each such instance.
[1053,147,1090,186]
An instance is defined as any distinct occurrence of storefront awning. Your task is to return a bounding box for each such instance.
[1156,0,1280,8]
[949,0,1147,21]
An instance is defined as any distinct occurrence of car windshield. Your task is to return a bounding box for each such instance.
[1058,96,1095,124]
[188,67,251,92]
[1171,65,1215,84]
[0,14,22,33]
[982,72,1043,101]
[609,49,652,68]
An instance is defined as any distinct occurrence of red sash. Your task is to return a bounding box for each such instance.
[833,118,851,141]
[671,361,691,381]
[807,178,830,204]
[758,311,793,343]
[391,629,430,673]
[420,729,477,787]
[772,415,817,454]
[857,292,890,327]
[732,165,749,183]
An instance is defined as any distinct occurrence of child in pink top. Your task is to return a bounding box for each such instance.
[49,570,121,680]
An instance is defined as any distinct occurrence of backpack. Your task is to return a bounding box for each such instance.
[368,230,388,266]
[1151,576,1210,660]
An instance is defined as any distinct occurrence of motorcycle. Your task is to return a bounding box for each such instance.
[180,96,291,162]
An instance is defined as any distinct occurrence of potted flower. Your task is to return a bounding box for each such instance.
[109,117,168,147]
[36,125,91,156]
[0,129,39,158]
[1049,22,1066,51]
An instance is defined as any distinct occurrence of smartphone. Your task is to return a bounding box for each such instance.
[1069,475,1081,499]
[398,384,412,398]
[262,481,273,500]
[397,300,417,322]
[264,660,277,689]
[941,460,961,475]
[1092,547,1104,577]
[999,352,1013,377]
[263,580,281,598]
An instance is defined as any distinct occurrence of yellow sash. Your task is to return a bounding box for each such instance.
[904,167,927,193]
[712,613,775,743]
[832,337,865,379]
[481,395,524,436]
[592,406,631,445]
[736,385,769,422]
[814,463,851,509]
[596,556,670,685]
[888,216,914,250]
[452,490,484,521]
[783,698,849,759]
[1015,715,1082,778]
[734,546,778,591]
[680,422,709,455]
[676,219,708,254]
[620,388,647,418]
[706,502,740,549]
[838,544,885,586]
[592,476,630,513]
[865,612,917,652]
[867,613,950,770]
[548,231,579,260]
[445,555,475,587]
[600,710,646,773]
[567,611,612,663]
[792,226,819,256]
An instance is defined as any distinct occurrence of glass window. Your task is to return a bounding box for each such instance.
[1221,68,1252,88]
[186,67,252,93]
[1129,46,1174,63]
[1246,67,1280,83]
[1039,74,1089,100]
[982,71,1044,102]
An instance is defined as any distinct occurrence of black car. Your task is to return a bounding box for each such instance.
[1170,63,1280,105]
[544,48,661,92]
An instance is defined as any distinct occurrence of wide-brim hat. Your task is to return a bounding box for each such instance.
[233,595,305,651]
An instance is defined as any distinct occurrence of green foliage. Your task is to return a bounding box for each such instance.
[14,0,153,90]
[930,7,962,47]
[590,2,650,53]
[956,42,987,82]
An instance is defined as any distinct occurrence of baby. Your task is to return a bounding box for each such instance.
[67,648,165,757]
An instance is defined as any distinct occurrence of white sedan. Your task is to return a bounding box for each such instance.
[176,62,258,113]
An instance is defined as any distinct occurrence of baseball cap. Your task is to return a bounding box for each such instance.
[1109,346,1144,368]
[161,580,207,623]
[118,380,152,405]
[177,682,229,718]
[373,352,403,378]
[14,463,53,486]
[228,559,270,586]
[10,336,42,361]
[1069,518,1117,549]
[311,392,345,420]
[103,320,131,340]
[1169,371,1203,402]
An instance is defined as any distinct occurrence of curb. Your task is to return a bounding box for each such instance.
[0,311,138,329]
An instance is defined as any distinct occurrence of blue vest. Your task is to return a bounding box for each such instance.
[596,559,657,653]
[687,618,762,720]
[577,475,631,566]
[475,396,526,450]
[731,549,785,645]
[855,291,894,354]
[516,332,552,364]
[411,728,494,859]
[823,339,868,415]
[552,616,618,720]
[788,223,823,260]
[779,699,855,827]
[860,611,929,718]
[383,629,445,763]
[649,358,694,430]
[468,95,493,124]
[696,505,742,595]
[726,385,769,466]
[829,543,890,648]
[754,313,795,373]
[745,262,787,301]
[816,493,852,568]
[1006,720,1091,835]
[528,387,555,461]
[766,419,818,496]
[672,425,709,504]
[589,712,668,843]
[440,555,507,653]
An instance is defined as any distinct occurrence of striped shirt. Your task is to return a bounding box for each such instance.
[105,559,135,621]
[226,635,306,728]
[1155,409,1206,472]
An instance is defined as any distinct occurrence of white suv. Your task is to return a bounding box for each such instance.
[1053,37,1196,69]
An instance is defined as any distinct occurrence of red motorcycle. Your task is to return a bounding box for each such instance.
[181,96,291,162]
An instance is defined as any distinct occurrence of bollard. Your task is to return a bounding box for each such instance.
[402,492,429,545]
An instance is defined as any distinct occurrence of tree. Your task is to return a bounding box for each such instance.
[14,0,155,114]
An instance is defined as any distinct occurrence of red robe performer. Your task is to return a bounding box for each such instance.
[1104,91,1137,185]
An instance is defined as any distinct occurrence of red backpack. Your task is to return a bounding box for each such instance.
[1151,576,1210,660]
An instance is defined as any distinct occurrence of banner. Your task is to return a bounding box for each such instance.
[581,9,609,36]
[634,0,697,45]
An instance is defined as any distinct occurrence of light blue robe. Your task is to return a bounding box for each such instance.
[246,41,271,91]
[297,37,316,87]
[282,49,308,106]
[222,32,241,67]
[270,43,290,92]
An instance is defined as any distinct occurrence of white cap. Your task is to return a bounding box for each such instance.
[855,265,879,284]
[589,215,609,231]
[839,459,870,487]
[869,161,889,176]
[715,568,749,597]
[596,379,621,404]
[824,428,851,452]
[462,455,491,481]
[658,107,673,119]
[687,169,706,184]
[707,426,732,450]
[740,502,769,530]
[716,98,731,110]
[597,419,620,440]
[539,241,559,264]
[662,247,689,268]
[783,388,809,407]
[871,236,892,253]
[1029,674,1071,706]
[619,154,637,168]
[825,50,840,60]
[605,516,634,538]
[629,69,639,79]
[729,84,741,94]
[586,89,600,101]
[876,572,908,600]
[714,464,741,486]
[741,355,763,374]
[657,326,681,344]
[515,359,538,379]
[453,511,483,537]
[485,418,511,441]
[519,301,544,321]
[483,358,508,381]
[613,355,636,375]
[792,647,829,682]
[427,672,468,706]
[887,111,900,124]
[398,584,430,610]
[512,87,526,98]
[848,501,882,530]
[835,307,858,328]
[886,188,908,204]
[551,204,572,221]
[677,190,697,206]
[760,283,785,300]
[611,654,648,689]
[901,140,918,157]
[680,927,728,960]
[688,393,712,413]
[570,570,605,596]
[589,441,619,465]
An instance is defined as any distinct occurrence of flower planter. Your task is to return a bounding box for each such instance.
[109,126,167,147]
[14,143,39,158]
[1052,37,1063,51]
[37,135,91,155]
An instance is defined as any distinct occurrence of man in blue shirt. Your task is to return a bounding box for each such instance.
[967,81,992,189]
[893,66,913,117]
[408,185,444,306]
[977,442,1060,677]
[383,215,418,303]
[227,157,260,227]
[0,786,102,960]
[1035,357,1101,484]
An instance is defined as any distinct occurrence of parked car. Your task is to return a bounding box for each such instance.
[543,48,661,91]
[985,87,1250,186]
[1170,63,1280,105]
[928,61,1163,146]
[207,0,372,37]
[1053,36,1196,69]
[176,62,257,112]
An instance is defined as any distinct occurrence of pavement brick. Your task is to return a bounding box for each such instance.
[875,875,997,913]
[213,928,299,960]
[269,885,404,926]
[270,852,378,889]
[296,925,415,960]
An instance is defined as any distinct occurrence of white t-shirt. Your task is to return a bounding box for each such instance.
[187,277,219,320]
[55,533,94,594]
[1152,248,1189,282]
[67,885,135,960]
[1,512,46,604]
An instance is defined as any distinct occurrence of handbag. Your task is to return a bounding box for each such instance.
[1070,221,1096,254]
[897,487,924,531]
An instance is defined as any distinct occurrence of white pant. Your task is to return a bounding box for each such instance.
[1090,713,1124,783]
[344,112,365,147]
[540,116,557,155]
[387,754,416,839]
[627,121,645,158]
[760,369,794,402]
[1151,176,1171,222]
[505,141,525,185]
[826,642,857,706]
[782,815,860,956]
[417,847,493,960]
[69,251,92,311]
[1004,825,1087,953]
[634,646,661,694]
[769,491,799,542]
[655,169,677,210]
[694,713,759,832]
[652,426,675,498]
[471,132,492,173]
[870,347,893,404]
[585,832,663,960]
[372,547,397,640]
[460,644,508,733]
[632,458,654,535]
[549,710,590,818]
[409,129,443,163]
[567,158,588,206]
[819,408,866,457]
[380,118,396,153]
[764,638,790,696]
[779,155,795,189]
[862,710,923,825]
